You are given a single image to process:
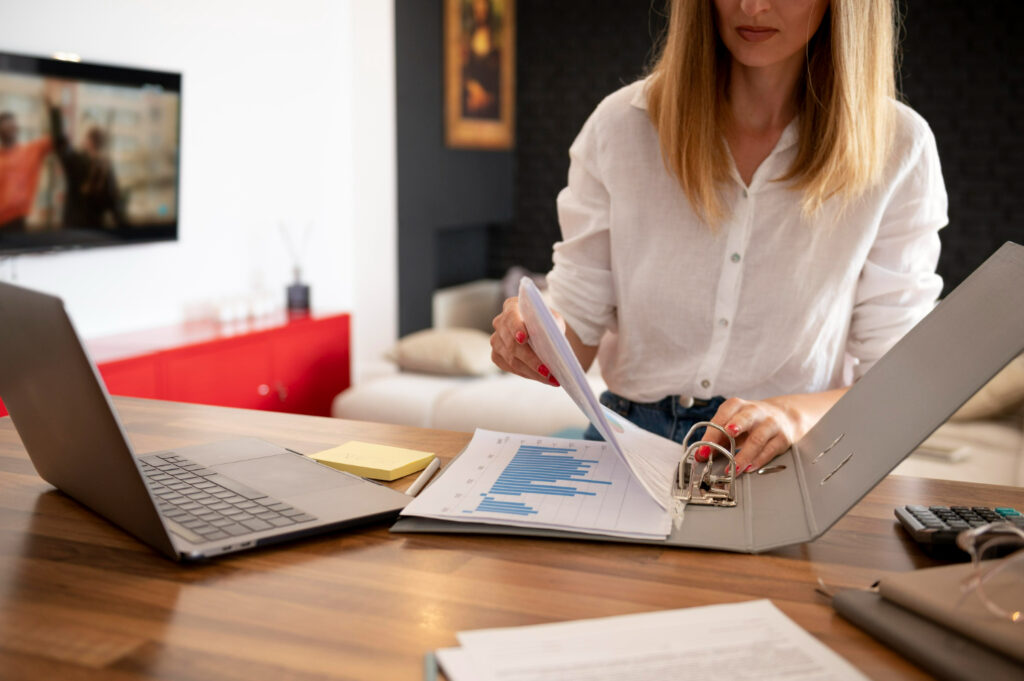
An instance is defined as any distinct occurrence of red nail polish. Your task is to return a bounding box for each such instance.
[745,465,754,473]
[726,424,740,435]
[696,445,710,463]
[538,364,550,377]
[515,331,527,344]
[549,376,560,387]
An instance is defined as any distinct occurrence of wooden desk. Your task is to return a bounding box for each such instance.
[2,398,1021,680]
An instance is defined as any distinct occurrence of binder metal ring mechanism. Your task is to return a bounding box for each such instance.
[675,421,737,507]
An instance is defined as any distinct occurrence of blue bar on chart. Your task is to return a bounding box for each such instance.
[468,443,613,517]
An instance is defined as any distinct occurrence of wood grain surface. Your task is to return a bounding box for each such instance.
[1,397,1021,680]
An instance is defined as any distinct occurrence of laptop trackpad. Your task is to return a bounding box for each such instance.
[211,454,359,498]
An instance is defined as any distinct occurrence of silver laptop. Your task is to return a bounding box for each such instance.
[0,281,409,561]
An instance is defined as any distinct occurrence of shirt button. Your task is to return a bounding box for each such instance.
[700,379,711,389]
[730,253,741,263]
[742,189,748,198]
[718,318,729,327]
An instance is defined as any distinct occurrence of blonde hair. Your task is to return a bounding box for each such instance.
[646,0,896,224]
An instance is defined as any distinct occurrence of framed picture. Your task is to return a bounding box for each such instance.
[444,0,516,150]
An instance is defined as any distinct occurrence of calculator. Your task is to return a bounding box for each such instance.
[895,505,1024,548]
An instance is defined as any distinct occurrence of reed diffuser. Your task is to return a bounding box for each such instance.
[279,221,313,318]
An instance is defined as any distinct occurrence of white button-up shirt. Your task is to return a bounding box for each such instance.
[546,79,947,403]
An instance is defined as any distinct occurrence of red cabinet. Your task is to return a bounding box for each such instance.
[99,357,161,400]
[0,314,351,419]
[162,335,279,411]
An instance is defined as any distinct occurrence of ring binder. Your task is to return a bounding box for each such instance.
[393,242,1024,553]
[675,421,737,507]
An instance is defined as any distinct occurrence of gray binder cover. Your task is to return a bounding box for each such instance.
[392,242,1024,552]
[832,589,1023,681]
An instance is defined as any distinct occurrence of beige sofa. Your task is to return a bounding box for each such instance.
[333,280,604,437]
[333,279,1024,487]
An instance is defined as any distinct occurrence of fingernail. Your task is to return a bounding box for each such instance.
[537,364,550,377]
[726,424,740,435]
[549,376,560,387]
[696,445,710,463]
[515,331,527,344]
[745,465,754,473]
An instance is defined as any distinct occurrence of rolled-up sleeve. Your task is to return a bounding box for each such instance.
[847,120,948,379]
[546,113,617,347]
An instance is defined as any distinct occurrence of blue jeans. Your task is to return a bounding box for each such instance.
[583,391,727,445]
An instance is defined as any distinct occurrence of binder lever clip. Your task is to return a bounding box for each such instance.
[674,421,737,507]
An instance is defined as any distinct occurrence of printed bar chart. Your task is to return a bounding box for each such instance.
[473,444,613,516]
[402,430,672,539]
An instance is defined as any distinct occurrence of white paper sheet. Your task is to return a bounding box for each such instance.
[518,277,680,508]
[437,600,868,681]
[401,429,671,539]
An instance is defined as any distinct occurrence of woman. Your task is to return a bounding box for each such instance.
[490,0,947,476]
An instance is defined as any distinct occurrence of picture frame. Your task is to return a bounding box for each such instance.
[444,0,516,150]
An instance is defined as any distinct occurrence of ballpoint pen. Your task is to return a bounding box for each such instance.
[406,457,441,496]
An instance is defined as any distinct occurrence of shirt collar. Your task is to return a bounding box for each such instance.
[774,118,800,153]
[629,79,650,111]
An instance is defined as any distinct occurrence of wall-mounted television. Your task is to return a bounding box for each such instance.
[0,51,181,255]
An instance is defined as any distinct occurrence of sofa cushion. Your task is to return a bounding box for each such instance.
[389,328,499,377]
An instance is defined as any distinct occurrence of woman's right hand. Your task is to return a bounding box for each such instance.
[490,296,561,386]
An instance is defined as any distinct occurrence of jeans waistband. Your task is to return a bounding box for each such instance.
[603,392,718,414]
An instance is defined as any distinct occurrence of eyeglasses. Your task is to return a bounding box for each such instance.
[955,522,1024,624]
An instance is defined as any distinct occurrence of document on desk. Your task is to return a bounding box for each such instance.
[435,599,868,681]
[401,429,671,539]
[517,277,682,509]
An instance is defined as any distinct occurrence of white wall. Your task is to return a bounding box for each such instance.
[349,0,398,383]
[0,0,399,371]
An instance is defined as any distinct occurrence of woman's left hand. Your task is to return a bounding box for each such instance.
[697,389,849,475]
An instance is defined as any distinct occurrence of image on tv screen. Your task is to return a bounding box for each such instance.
[0,52,181,254]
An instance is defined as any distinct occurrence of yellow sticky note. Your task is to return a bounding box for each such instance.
[311,441,435,481]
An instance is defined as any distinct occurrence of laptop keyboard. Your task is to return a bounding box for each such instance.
[140,453,317,543]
